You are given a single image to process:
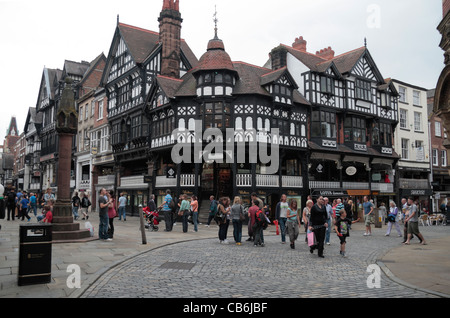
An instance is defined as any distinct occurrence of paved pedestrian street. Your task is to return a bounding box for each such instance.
[80,223,449,299]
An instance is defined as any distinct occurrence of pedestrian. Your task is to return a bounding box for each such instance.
[81,192,91,220]
[247,199,259,242]
[334,208,359,257]
[98,188,112,241]
[217,197,231,244]
[335,198,344,219]
[6,187,16,221]
[206,195,217,227]
[29,192,37,217]
[401,198,420,243]
[379,202,387,224]
[253,204,267,247]
[324,197,333,245]
[309,196,328,258]
[362,196,374,236]
[286,199,300,249]
[231,196,245,245]
[345,199,354,229]
[107,190,117,239]
[148,194,157,211]
[190,195,199,232]
[385,201,402,237]
[71,191,80,220]
[404,197,427,245]
[179,194,191,233]
[19,194,31,221]
[43,188,55,206]
[159,189,173,232]
[117,192,127,221]
[302,199,313,243]
[251,192,264,209]
[275,194,288,244]
[40,205,53,224]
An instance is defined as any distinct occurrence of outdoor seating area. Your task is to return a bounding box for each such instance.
[419,213,447,226]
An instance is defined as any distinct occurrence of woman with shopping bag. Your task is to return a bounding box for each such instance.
[308,196,328,258]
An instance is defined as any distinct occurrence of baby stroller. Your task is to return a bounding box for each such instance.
[143,207,159,231]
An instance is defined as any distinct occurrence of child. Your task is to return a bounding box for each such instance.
[40,205,53,224]
[334,209,359,257]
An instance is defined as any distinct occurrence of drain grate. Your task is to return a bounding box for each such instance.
[159,262,196,270]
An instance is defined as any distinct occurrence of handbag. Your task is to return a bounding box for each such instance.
[307,230,316,247]
[239,205,245,222]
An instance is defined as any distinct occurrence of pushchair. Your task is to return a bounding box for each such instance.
[143,207,159,231]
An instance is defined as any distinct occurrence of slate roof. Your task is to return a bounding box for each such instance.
[118,22,198,67]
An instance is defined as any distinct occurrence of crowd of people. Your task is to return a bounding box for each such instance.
[1,185,428,250]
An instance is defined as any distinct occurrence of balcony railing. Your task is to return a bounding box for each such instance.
[155,174,199,188]
[236,174,303,188]
[310,181,394,193]
[399,178,430,189]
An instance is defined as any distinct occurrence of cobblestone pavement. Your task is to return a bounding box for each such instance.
[81,225,449,298]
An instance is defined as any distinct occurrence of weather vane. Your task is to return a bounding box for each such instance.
[213,5,219,39]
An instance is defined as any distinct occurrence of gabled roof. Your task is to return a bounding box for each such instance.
[35,67,62,111]
[102,22,198,86]
[281,43,386,83]
[118,23,160,64]
[62,59,90,79]
[24,107,43,135]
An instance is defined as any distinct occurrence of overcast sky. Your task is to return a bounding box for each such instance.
[0,0,444,142]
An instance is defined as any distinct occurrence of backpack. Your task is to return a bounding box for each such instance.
[214,204,226,224]
[169,197,176,211]
[256,210,268,229]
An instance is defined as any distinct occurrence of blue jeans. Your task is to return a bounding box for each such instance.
[72,206,79,219]
[30,204,37,217]
[325,217,331,243]
[232,219,242,243]
[99,213,109,239]
[118,206,126,220]
[279,217,287,243]
[193,211,198,232]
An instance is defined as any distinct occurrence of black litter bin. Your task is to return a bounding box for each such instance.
[18,224,52,286]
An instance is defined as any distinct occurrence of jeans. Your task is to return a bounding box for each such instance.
[118,206,126,220]
[72,206,79,219]
[182,211,189,233]
[218,219,230,241]
[163,209,173,231]
[232,219,242,243]
[99,213,109,239]
[254,225,264,245]
[279,217,287,243]
[325,217,331,243]
[30,204,37,217]
[312,226,326,256]
[193,211,198,232]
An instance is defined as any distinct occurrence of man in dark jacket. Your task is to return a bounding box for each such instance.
[309,196,329,258]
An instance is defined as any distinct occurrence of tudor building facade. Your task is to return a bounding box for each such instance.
[102,0,198,215]
[266,37,399,210]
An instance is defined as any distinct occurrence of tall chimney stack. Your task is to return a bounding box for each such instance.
[292,36,307,52]
[159,0,182,78]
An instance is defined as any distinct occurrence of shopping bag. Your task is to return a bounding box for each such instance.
[274,220,279,235]
[85,221,94,237]
[307,230,316,247]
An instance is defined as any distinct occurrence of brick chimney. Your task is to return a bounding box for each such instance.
[292,36,307,52]
[270,45,288,70]
[316,47,335,60]
[159,0,182,78]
